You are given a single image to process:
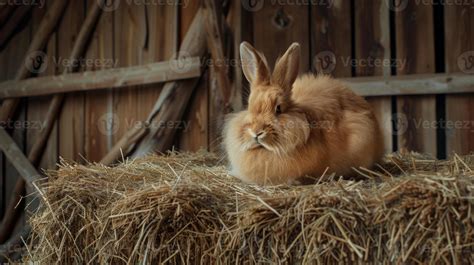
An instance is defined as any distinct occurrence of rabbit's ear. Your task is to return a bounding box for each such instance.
[272,43,301,92]
[240,42,271,85]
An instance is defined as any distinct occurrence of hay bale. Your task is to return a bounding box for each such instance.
[26,152,474,264]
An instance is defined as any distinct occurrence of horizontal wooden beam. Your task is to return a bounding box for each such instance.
[0,57,202,98]
[343,73,474,97]
[0,128,40,184]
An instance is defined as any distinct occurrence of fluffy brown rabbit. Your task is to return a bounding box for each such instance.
[224,42,384,185]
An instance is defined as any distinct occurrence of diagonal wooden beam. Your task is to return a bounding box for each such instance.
[0,128,40,185]
[0,5,32,50]
[0,0,70,122]
[0,5,16,29]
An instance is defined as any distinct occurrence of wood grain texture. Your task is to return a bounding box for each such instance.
[179,2,209,152]
[344,73,474,96]
[444,3,474,155]
[227,0,244,111]
[58,0,86,162]
[254,2,310,72]
[132,8,207,157]
[113,2,143,149]
[311,0,351,77]
[355,0,392,153]
[85,0,114,162]
[137,3,177,123]
[395,1,437,156]
[206,0,231,152]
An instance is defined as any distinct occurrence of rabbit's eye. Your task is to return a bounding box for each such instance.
[275,105,282,115]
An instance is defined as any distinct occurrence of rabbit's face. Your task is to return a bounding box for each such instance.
[237,83,310,155]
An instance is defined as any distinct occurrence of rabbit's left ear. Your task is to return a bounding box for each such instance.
[272,43,301,92]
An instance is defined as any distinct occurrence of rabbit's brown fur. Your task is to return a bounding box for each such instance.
[224,42,384,185]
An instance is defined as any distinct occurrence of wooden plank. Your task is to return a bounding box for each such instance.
[132,8,207,157]
[84,0,114,162]
[179,72,209,151]
[236,0,253,105]
[311,0,351,77]
[227,0,245,111]
[344,73,474,96]
[203,0,231,107]
[253,3,310,71]
[58,0,86,162]
[0,128,40,184]
[395,1,437,156]
[204,0,232,152]
[444,3,474,155]
[113,2,146,151]
[355,0,392,153]
[178,2,209,151]
[0,58,201,98]
[137,3,178,134]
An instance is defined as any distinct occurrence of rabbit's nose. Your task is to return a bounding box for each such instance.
[248,129,265,141]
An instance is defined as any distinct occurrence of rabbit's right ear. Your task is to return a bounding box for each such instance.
[240,42,270,85]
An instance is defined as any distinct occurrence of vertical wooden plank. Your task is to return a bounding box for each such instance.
[227,0,244,111]
[112,2,145,150]
[445,3,474,155]
[58,0,86,162]
[395,1,436,156]
[311,0,351,77]
[355,0,392,154]
[139,3,177,122]
[84,0,114,162]
[179,2,209,151]
[27,2,57,171]
[112,1,177,155]
[253,3,310,71]
[238,1,254,105]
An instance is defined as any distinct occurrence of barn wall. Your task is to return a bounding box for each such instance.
[0,1,473,214]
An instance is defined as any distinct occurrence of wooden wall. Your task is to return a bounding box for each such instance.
[0,0,474,213]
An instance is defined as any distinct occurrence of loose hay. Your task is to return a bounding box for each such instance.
[26,152,474,264]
